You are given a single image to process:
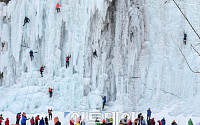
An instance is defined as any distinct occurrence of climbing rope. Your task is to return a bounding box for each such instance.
[172,0,200,39]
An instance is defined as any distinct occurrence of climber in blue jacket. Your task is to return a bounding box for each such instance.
[102,96,106,109]
[184,33,187,45]
[147,108,151,121]
[21,114,29,125]
[39,117,45,125]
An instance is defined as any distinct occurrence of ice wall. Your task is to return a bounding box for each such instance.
[0,0,116,113]
[0,0,145,113]
[1,0,198,117]
[137,0,200,116]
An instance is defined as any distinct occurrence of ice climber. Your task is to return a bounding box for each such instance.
[93,49,98,58]
[48,109,53,120]
[161,117,166,125]
[48,87,54,98]
[184,33,187,45]
[35,115,40,125]
[16,112,21,124]
[171,120,177,125]
[30,117,35,125]
[45,116,48,125]
[29,50,34,61]
[5,118,9,125]
[147,108,151,121]
[188,118,193,125]
[1,42,5,50]
[66,55,71,68]
[39,117,45,125]
[21,113,29,125]
[56,3,61,13]
[40,66,45,77]
[102,96,106,109]
[23,17,30,26]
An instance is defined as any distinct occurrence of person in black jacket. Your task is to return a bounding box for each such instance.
[45,117,48,125]
[183,33,187,45]
[55,119,61,125]
[23,17,30,26]
[16,112,21,124]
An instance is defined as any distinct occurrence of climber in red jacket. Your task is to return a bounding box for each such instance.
[40,66,45,77]
[56,3,61,13]
[48,87,54,98]
[66,55,71,68]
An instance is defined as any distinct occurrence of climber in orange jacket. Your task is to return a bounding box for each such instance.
[56,3,61,13]
[48,87,54,98]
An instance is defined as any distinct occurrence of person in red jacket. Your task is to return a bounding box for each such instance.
[157,120,162,125]
[66,55,71,68]
[70,118,74,125]
[151,118,155,125]
[48,109,52,120]
[30,117,35,125]
[48,87,54,98]
[40,66,45,77]
[0,118,2,125]
[56,3,61,13]
[35,115,40,125]
[5,118,9,125]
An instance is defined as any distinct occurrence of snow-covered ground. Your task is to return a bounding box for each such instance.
[0,0,200,124]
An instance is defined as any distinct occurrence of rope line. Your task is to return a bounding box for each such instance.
[172,0,200,39]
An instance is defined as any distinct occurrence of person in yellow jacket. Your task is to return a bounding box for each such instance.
[75,122,80,125]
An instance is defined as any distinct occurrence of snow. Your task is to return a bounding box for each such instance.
[0,0,200,124]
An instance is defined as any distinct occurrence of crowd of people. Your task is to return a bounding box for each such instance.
[0,109,60,125]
